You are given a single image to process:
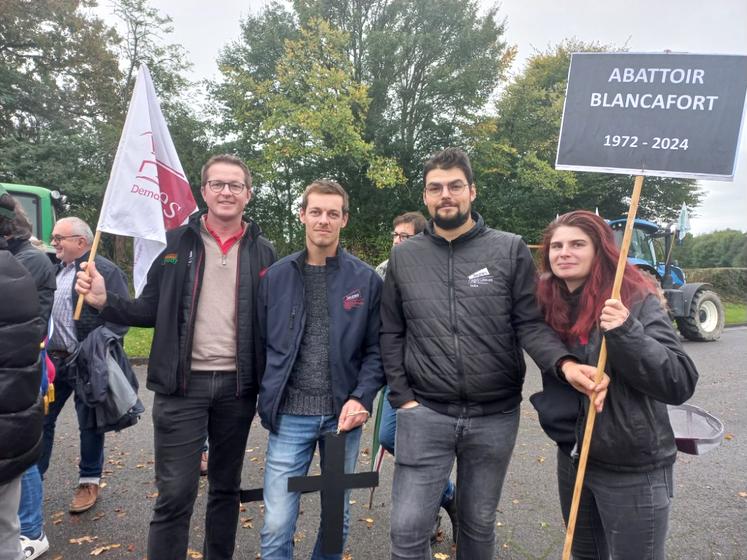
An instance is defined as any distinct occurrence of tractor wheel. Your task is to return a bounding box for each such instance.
[676,289,725,341]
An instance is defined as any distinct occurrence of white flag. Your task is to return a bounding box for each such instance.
[97,64,197,295]
[677,202,690,242]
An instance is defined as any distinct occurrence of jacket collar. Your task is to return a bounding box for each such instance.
[5,237,30,254]
[292,245,344,271]
[187,210,263,244]
[424,211,485,246]
[66,250,92,271]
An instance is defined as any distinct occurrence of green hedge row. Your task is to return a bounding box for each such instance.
[684,268,746,303]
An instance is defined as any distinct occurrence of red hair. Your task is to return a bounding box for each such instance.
[536,210,658,343]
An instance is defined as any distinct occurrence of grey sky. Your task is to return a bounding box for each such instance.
[94,0,747,234]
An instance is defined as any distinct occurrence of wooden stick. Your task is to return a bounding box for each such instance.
[73,229,102,320]
[562,174,645,559]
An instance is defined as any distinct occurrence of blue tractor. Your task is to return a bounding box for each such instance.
[608,218,725,341]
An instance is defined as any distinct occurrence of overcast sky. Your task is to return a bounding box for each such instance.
[95,0,747,234]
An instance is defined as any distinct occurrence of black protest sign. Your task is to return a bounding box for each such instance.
[555,53,747,180]
[240,431,378,555]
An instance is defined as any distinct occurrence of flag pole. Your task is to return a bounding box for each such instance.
[562,174,645,559]
[73,230,102,320]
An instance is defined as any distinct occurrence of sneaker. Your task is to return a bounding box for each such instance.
[443,493,459,543]
[20,532,49,559]
[69,483,99,513]
[200,451,208,476]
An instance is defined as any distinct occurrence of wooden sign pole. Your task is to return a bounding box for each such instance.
[562,174,645,559]
[73,229,102,320]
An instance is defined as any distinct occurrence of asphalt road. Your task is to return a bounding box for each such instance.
[42,327,746,559]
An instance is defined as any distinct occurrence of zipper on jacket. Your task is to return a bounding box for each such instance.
[233,231,260,397]
[233,239,242,397]
[448,242,468,404]
[270,263,305,431]
[182,248,204,395]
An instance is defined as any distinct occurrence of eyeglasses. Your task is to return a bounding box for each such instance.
[424,181,469,197]
[391,232,412,241]
[206,180,247,195]
[50,234,83,243]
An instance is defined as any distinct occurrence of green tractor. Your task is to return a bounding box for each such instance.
[1,182,69,256]
[608,218,725,341]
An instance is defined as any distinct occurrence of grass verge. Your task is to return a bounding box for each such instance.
[724,302,747,326]
[124,326,154,358]
[122,302,746,360]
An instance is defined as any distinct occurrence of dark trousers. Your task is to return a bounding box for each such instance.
[38,357,104,480]
[557,448,673,560]
[389,404,520,560]
[147,372,255,560]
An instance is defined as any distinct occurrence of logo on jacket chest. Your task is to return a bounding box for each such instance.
[343,288,364,310]
[467,267,494,288]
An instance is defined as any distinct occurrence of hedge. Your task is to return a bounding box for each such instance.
[684,268,746,303]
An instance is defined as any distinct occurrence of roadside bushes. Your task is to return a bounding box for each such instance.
[685,268,746,303]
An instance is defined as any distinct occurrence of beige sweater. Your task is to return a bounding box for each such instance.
[190,223,242,371]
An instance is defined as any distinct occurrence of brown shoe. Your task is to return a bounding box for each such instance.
[69,483,99,513]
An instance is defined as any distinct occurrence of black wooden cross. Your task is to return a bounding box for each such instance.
[240,431,379,555]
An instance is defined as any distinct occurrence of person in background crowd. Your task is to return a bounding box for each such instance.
[375,212,427,279]
[0,191,45,560]
[39,217,129,517]
[531,210,698,560]
[257,180,384,560]
[0,190,56,559]
[75,154,277,560]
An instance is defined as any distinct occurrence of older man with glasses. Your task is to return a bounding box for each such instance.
[75,154,277,560]
[40,217,129,515]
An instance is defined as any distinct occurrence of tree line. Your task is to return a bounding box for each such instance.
[1,0,703,266]
[676,230,747,269]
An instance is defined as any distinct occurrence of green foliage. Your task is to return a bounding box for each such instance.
[0,0,212,270]
[214,0,512,256]
[214,17,403,256]
[676,230,747,268]
[724,302,747,325]
[684,267,746,303]
[0,0,122,237]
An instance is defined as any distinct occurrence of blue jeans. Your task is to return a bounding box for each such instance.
[38,358,104,481]
[18,465,43,539]
[390,404,519,560]
[260,414,362,560]
[557,449,673,560]
[378,388,454,507]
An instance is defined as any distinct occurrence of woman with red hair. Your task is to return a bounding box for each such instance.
[531,210,699,560]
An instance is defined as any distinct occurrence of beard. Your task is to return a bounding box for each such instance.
[433,206,470,230]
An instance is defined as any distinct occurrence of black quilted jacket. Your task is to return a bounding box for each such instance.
[0,242,45,483]
[380,212,571,417]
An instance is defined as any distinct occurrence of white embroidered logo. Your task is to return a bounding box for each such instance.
[468,267,493,287]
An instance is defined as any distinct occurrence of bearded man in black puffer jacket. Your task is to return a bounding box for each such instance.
[0,219,45,559]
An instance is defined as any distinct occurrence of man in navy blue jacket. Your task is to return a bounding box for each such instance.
[257,180,384,560]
